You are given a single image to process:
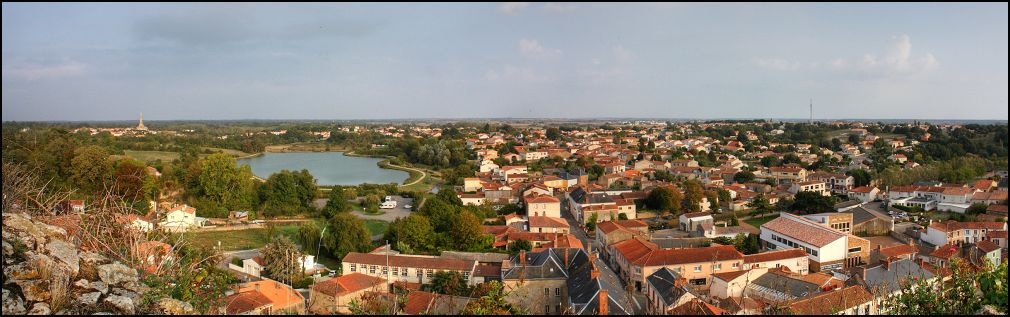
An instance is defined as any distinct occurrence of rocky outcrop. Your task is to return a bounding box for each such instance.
[2,212,195,315]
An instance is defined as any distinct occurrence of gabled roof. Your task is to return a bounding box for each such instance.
[743,248,808,264]
[788,285,873,315]
[634,245,743,267]
[762,214,847,248]
[311,273,386,298]
[646,268,695,306]
[668,298,726,315]
[401,291,471,315]
[222,290,272,314]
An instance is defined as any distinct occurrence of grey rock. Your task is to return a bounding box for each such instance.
[91,281,109,294]
[28,302,51,315]
[158,298,196,315]
[103,294,135,315]
[3,212,66,250]
[77,292,102,306]
[97,263,137,286]
[45,239,80,275]
[2,240,12,257]
[3,289,27,315]
[75,279,91,289]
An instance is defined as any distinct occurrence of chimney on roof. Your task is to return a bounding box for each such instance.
[599,289,609,315]
[882,257,892,271]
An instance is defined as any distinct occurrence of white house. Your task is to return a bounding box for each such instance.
[789,181,829,196]
[847,186,880,203]
[159,204,204,233]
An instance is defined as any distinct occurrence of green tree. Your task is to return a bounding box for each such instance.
[508,239,532,256]
[322,186,352,217]
[646,185,683,214]
[195,154,256,216]
[586,213,599,232]
[429,271,470,296]
[545,127,562,140]
[70,145,113,193]
[881,259,1007,314]
[385,214,436,253]
[259,169,317,216]
[112,158,152,201]
[296,221,323,256]
[788,191,836,214]
[846,169,872,187]
[462,281,528,315]
[260,235,302,283]
[323,213,372,259]
[733,171,755,183]
[448,211,484,251]
[747,193,773,217]
[682,180,705,212]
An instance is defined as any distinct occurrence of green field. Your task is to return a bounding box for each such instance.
[744,214,779,228]
[185,223,302,251]
[363,220,389,237]
[123,150,181,163]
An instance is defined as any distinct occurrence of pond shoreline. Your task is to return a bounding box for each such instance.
[238,151,410,186]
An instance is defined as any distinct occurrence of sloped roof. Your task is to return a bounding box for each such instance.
[311,273,386,298]
[788,285,874,315]
[743,248,808,264]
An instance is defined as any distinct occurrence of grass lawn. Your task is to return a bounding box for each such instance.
[363,220,389,237]
[744,214,780,228]
[185,221,315,251]
[123,150,180,163]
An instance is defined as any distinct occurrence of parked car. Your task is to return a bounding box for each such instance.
[403,204,412,209]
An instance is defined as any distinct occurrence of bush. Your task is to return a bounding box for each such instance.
[231,257,243,266]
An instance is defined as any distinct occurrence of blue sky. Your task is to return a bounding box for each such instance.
[2,2,1007,121]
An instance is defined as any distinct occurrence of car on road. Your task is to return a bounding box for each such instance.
[403,204,412,209]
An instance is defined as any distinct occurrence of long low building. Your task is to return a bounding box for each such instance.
[342,252,478,285]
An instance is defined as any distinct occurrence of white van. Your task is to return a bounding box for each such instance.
[380,200,398,209]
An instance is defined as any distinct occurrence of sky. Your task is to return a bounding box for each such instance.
[2,2,1008,121]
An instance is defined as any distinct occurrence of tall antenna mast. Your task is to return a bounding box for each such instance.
[809,98,813,124]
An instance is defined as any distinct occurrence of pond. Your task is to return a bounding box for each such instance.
[237,152,409,186]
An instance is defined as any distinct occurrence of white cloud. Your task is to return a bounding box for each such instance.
[756,34,938,78]
[543,3,577,12]
[485,65,552,83]
[613,46,635,64]
[499,2,530,14]
[755,58,804,71]
[519,38,563,60]
[2,60,88,81]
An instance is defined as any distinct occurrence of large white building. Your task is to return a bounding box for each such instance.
[760,213,869,273]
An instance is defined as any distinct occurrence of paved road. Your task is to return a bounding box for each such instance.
[561,199,645,315]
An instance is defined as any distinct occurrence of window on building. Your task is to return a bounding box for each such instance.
[392,267,398,275]
[350,264,356,272]
[555,288,561,297]
[694,265,702,273]
[713,264,722,271]
[556,304,561,313]
[545,288,550,296]
[369,265,376,274]
[690,278,707,286]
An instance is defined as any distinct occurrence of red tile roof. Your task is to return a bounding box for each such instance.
[743,248,808,264]
[788,286,873,315]
[762,214,846,247]
[712,269,752,282]
[311,273,386,297]
[635,245,743,267]
[525,194,560,204]
[223,290,272,314]
[611,237,659,263]
[528,216,568,228]
[878,244,916,259]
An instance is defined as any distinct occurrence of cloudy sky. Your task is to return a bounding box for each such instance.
[3,2,1007,121]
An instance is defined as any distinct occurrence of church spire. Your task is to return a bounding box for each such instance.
[137,112,148,130]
